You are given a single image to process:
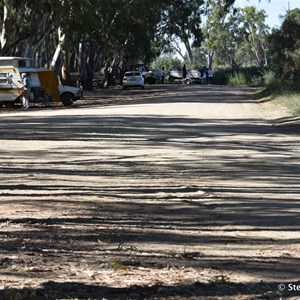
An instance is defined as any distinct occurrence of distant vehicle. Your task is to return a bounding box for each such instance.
[136,65,161,84]
[122,71,144,90]
[168,69,206,84]
[92,70,104,89]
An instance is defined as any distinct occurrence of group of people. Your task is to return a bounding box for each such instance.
[181,64,214,85]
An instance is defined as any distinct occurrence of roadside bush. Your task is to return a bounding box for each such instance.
[250,75,263,87]
[262,69,277,85]
[228,72,247,86]
[213,66,265,86]
[213,69,227,85]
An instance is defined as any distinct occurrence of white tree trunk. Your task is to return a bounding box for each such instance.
[0,6,8,50]
[50,28,65,70]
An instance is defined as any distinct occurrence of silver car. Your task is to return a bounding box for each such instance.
[122,71,144,90]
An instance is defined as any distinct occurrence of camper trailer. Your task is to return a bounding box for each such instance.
[0,57,82,107]
[0,57,29,107]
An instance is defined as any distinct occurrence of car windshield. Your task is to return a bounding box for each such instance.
[125,72,140,76]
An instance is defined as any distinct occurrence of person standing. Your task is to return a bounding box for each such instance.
[161,67,166,84]
[208,68,214,85]
[182,64,187,84]
[20,73,30,109]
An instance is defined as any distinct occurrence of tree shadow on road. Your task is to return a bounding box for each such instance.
[0,86,299,299]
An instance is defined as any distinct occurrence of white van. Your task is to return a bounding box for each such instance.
[0,57,83,107]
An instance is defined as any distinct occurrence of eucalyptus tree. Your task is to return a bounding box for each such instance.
[2,0,257,86]
[158,0,236,63]
[0,0,163,84]
[268,8,300,79]
[203,0,269,68]
[51,0,163,86]
[239,6,269,66]
[159,0,205,63]
[0,0,61,59]
[203,0,243,68]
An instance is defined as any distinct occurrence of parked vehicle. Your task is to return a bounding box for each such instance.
[0,57,83,107]
[0,57,31,107]
[136,65,161,84]
[35,68,83,106]
[168,69,206,84]
[93,71,104,89]
[122,71,144,90]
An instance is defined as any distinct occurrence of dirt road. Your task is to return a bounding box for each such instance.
[0,85,299,299]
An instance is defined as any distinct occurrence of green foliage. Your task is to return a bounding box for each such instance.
[159,0,205,62]
[213,66,265,85]
[151,55,182,71]
[268,8,300,80]
[203,2,269,68]
[228,72,247,86]
[256,77,300,116]
[262,69,277,85]
[190,46,207,68]
[265,79,300,95]
[0,0,61,56]
[249,75,263,87]
[0,0,280,89]
[212,69,227,85]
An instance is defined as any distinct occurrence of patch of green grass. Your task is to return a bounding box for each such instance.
[274,93,300,115]
[228,72,247,86]
[255,77,300,116]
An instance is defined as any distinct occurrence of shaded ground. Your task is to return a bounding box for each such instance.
[0,84,299,300]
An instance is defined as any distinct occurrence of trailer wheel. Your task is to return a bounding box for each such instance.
[61,93,74,106]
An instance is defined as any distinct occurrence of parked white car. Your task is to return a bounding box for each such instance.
[122,71,144,90]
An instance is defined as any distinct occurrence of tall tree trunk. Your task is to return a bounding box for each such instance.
[0,6,8,51]
[262,44,268,66]
[61,49,70,85]
[183,37,194,63]
[50,28,65,71]
[206,51,214,68]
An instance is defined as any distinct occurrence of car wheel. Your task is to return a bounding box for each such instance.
[61,92,74,106]
[93,80,101,89]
